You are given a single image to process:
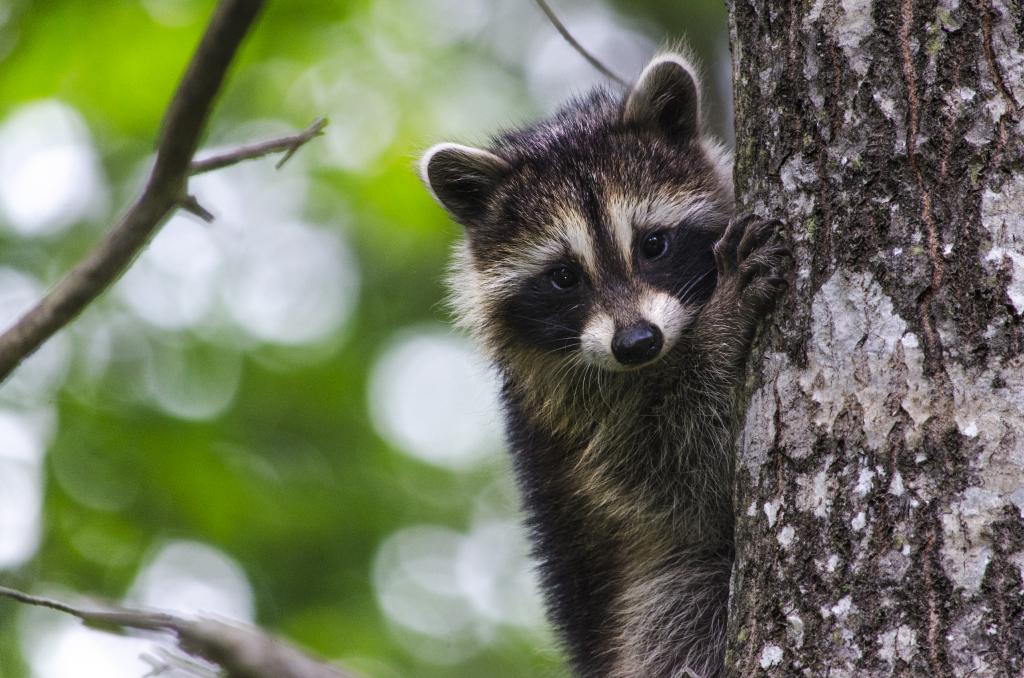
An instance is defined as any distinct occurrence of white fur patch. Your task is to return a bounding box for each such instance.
[700,138,735,202]
[644,195,717,228]
[580,311,620,370]
[556,206,598,276]
[640,290,692,353]
[509,237,565,276]
[606,197,637,267]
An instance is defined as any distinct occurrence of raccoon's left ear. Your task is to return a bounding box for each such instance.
[420,143,510,227]
[623,54,702,141]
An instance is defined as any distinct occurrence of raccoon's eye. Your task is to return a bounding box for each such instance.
[641,231,669,260]
[549,265,580,290]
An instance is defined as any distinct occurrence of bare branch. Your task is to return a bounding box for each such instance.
[532,0,627,88]
[190,117,328,175]
[0,0,273,383]
[179,194,216,223]
[0,585,358,678]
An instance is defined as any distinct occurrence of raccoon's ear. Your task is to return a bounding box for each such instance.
[420,143,510,226]
[623,54,702,141]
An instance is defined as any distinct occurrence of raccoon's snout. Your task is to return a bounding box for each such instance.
[611,322,663,366]
[580,292,692,371]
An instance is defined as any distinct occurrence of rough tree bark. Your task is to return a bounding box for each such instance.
[726,1,1023,676]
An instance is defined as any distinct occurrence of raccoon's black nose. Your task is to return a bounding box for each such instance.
[612,323,664,366]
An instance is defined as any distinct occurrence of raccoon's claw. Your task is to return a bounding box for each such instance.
[714,214,791,313]
[738,216,783,262]
[712,214,755,276]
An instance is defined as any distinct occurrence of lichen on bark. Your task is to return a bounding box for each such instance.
[726,1,1024,676]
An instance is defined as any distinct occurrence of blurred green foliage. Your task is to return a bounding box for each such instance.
[0,1,728,676]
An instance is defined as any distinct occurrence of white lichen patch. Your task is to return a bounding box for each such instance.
[787,612,805,648]
[854,467,876,496]
[800,270,912,449]
[764,499,782,528]
[777,525,796,548]
[822,595,855,619]
[899,332,932,443]
[989,2,1024,106]
[796,465,832,518]
[803,46,825,109]
[889,471,905,496]
[780,154,817,194]
[947,610,995,675]
[759,644,784,669]
[833,0,876,76]
[878,624,918,664]
[895,625,917,661]
[775,362,816,460]
[804,0,828,25]
[851,511,867,530]
[981,174,1024,313]
[945,86,976,109]
[834,596,854,618]
[965,114,995,146]
[941,486,1000,592]
[739,351,816,475]
[872,91,898,122]
[938,354,1024,592]
[947,357,1024,453]
[984,94,1010,124]
[936,0,961,23]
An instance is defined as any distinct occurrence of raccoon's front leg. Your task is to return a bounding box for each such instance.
[695,214,791,365]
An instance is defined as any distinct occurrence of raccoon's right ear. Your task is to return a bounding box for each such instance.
[623,53,702,141]
[420,143,510,226]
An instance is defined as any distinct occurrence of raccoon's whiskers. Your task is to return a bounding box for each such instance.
[674,268,715,302]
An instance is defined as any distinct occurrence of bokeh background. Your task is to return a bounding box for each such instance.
[0,1,730,675]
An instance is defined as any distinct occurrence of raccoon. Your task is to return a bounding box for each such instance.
[420,53,790,678]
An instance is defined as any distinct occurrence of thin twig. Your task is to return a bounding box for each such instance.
[190,117,328,175]
[532,0,628,87]
[179,195,215,223]
[0,585,82,617]
[0,585,357,678]
[0,0,273,383]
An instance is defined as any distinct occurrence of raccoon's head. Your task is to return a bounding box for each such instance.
[421,53,733,374]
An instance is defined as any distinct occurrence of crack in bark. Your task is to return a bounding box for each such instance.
[978,0,1022,118]
[898,0,946,367]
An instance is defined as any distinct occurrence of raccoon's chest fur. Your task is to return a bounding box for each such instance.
[502,357,735,677]
[509,349,734,533]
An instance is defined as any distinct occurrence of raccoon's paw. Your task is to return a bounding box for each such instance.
[713,214,791,316]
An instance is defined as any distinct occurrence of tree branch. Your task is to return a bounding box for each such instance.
[0,585,357,678]
[190,117,328,175]
[532,0,627,87]
[0,0,302,383]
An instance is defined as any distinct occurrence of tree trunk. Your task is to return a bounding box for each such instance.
[725,1,1024,676]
